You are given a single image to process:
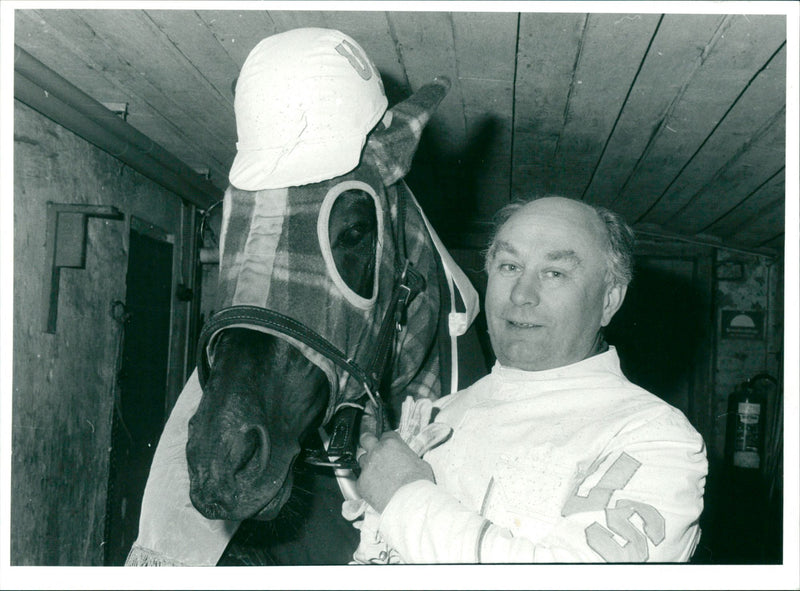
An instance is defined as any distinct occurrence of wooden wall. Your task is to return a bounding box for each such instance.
[11,101,193,565]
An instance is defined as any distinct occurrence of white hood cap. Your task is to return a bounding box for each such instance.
[229,28,389,191]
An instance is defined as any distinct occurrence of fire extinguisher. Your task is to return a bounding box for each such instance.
[725,375,772,471]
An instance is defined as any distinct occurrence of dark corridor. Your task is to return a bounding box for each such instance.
[104,220,173,565]
[606,256,710,425]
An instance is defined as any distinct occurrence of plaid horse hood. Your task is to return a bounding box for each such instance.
[198,78,470,427]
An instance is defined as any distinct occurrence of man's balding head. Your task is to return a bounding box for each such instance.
[487,197,635,288]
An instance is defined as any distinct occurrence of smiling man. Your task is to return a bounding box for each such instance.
[484,197,627,372]
[356,196,708,563]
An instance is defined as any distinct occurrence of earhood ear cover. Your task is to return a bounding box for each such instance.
[363,77,450,186]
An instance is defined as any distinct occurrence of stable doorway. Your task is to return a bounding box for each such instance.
[103,217,174,565]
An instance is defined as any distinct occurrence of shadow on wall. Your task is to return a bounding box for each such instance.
[406,115,504,237]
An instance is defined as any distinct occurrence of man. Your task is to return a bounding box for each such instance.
[356,196,708,563]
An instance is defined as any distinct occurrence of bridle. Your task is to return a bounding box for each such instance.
[195,184,425,470]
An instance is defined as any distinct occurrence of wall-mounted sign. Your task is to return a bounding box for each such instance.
[721,310,765,340]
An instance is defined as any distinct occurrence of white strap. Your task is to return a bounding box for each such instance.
[405,185,479,393]
[405,187,479,331]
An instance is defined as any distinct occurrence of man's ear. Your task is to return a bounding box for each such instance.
[601,283,627,327]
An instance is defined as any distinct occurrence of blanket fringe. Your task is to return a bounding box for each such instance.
[125,544,192,567]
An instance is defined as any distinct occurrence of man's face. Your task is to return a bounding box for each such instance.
[485,198,626,371]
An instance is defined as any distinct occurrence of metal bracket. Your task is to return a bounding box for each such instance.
[42,202,124,333]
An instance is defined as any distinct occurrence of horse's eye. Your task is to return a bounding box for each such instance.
[326,188,378,300]
[335,222,370,248]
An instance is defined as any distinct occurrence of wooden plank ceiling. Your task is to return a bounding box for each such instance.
[14,8,787,255]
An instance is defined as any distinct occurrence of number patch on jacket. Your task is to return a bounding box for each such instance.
[562,453,665,562]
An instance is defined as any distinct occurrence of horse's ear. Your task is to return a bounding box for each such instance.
[363,77,450,186]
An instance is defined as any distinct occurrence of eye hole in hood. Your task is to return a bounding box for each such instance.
[318,180,383,309]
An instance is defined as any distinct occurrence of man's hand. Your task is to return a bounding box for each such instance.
[356,430,434,513]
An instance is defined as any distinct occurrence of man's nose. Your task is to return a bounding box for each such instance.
[509,272,541,306]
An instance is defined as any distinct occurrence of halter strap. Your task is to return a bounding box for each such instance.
[195,264,424,404]
[197,306,371,389]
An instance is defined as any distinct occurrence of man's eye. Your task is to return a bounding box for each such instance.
[544,270,565,279]
[498,262,519,273]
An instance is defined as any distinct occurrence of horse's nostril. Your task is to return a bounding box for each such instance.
[231,424,270,476]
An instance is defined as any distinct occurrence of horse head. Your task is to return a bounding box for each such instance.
[185,28,452,522]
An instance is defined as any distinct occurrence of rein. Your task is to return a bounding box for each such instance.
[195,186,425,471]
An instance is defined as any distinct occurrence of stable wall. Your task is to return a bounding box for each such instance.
[11,101,193,565]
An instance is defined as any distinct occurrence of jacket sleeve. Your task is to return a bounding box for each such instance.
[378,407,707,563]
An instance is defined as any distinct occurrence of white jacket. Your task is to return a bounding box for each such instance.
[378,347,707,563]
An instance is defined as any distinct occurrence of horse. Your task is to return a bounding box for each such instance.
[127,28,486,566]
